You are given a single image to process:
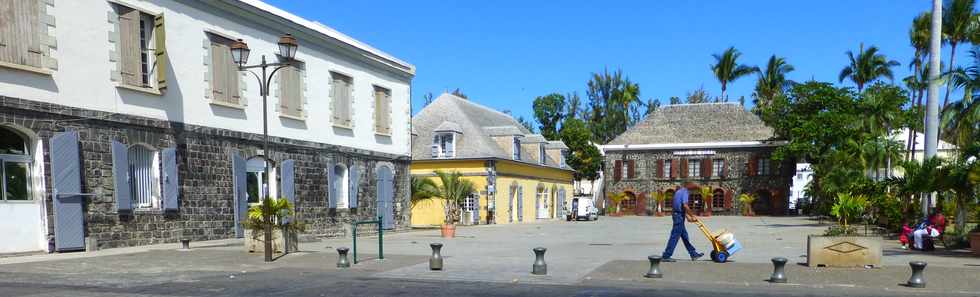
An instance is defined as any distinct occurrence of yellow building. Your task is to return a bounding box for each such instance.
[410,93,574,226]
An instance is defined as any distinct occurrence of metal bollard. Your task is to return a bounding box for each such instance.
[644,255,663,278]
[179,238,191,250]
[429,243,443,271]
[532,247,547,275]
[769,257,788,283]
[906,261,927,288]
[336,247,350,268]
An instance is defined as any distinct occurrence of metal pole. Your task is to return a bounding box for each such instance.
[924,0,942,217]
[261,55,270,197]
[378,216,384,260]
[352,222,358,264]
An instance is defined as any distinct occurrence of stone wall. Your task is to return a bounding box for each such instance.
[603,147,793,215]
[0,96,411,250]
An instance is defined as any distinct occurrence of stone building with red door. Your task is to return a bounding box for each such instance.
[601,103,793,216]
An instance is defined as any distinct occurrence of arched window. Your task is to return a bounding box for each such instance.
[0,127,31,201]
[127,144,161,208]
[333,164,349,209]
[712,189,725,209]
[246,157,277,204]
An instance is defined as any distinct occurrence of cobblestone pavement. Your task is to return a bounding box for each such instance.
[1,216,979,296]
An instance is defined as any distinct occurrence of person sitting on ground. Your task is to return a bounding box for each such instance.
[899,220,912,250]
[912,207,946,250]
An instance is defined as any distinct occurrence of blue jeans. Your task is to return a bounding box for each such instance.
[662,212,698,259]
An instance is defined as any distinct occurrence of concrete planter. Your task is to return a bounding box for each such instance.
[807,235,882,267]
[245,228,298,254]
[970,232,980,256]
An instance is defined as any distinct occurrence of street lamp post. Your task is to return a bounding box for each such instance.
[230,34,298,262]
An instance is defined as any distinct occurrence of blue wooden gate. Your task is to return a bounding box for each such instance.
[51,131,85,252]
[231,152,247,238]
[376,166,394,229]
[517,186,523,222]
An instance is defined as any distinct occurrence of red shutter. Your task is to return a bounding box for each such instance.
[723,189,733,209]
[613,160,622,181]
[680,159,688,178]
[702,159,711,178]
[657,160,664,178]
[721,159,729,178]
[669,160,677,178]
[627,160,636,179]
[748,156,757,177]
[635,193,647,215]
[772,189,784,215]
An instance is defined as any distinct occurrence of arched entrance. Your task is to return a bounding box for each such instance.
[620,191,637,214]
[688,189,705,215]
[663,189,676,212]
[753,189,773,215]
[712,189,725,212]
[0,125,45,253]
[376,166,394,229]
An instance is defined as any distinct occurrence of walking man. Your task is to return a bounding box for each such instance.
[661,181,704,262]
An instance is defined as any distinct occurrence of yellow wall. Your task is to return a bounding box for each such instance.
[410,159,573,226]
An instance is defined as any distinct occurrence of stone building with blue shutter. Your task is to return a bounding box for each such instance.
[601,103,794,216]
[0,0,413,254]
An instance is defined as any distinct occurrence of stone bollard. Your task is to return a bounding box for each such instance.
[429,243,443,271]
[336,247,350,268]
[179,238,191,250]
[644,255,663,278]
[769,257,788,283]
[906,261,927,288]
[532,247,547,275]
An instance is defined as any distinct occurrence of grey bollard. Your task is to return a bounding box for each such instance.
[532,247,547,275]
[180,238,191,250]
[769,257,788,283]
[907,261,927,288]
[336,247,350,268]
[644,255,663,278]
[429,243,443,271]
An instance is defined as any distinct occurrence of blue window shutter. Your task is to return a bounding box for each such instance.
[517,187,523,222]
[348,164,359,208]
[111,140,132,213]
[162,147,179,211]
[327,162,336,208]
[232,152,247,238]
[51,131,86,251]
[535,190,540,220]
[281,159,295,205]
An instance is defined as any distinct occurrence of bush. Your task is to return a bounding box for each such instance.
[829,192,867,232]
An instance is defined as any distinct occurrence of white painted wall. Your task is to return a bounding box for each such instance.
[789,163,812,213]
[0,0,413,156]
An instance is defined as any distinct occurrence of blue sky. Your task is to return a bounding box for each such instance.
[266,1,960,122]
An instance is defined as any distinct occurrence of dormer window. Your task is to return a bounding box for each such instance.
[512,137,521,160]
[560,150,568,168]
[432,133,455,158]
[539,144,546,165]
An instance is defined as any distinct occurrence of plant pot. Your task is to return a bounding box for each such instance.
[441,224,456,238]
[970,232,980,256]
[244,228,298,254]
[806,235,882,267]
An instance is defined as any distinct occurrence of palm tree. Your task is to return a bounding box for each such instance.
[711,47,759,100]
[939,155,978,233]
[906,12,932,161]
[945,49,980,147]
[753,55,795,111]
[432,171,476,224]
[942,0,977,109]
[839,44,900,92]
[410,175,438,205]
[888,157,943,215]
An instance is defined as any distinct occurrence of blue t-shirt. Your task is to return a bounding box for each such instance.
[673,188,689,212]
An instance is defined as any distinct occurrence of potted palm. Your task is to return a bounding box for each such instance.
[738,193,756,216]
[608,192,626,216]
[415,171,475,238]
[651,192,667,216]
[807,192,882,267]
[700,187,714,217]
[242,197,306,262]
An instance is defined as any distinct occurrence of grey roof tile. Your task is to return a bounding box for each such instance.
[607,103,776,145]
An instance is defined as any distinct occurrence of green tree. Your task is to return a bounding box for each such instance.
[669,96,682,105]
[753,55,795,113]
[685,86,713,104]
[411,175,438,205]
[830,193,868,232]
[242,197,305,262]
[584,68,645,144]
[905,12,932,161]
[517,116,536,133]
[942,0,977,108]
[532,93,567,140]
[939,154,979,233]
[888,157,944,215]
[644,98,661,116]
[945,48,980,147]
[838,44,900,92]
[431,171,476,224]
[559,118,602,180]
[710,46,759,100]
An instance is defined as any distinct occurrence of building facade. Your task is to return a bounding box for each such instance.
[410,94,574,226]
[601,103,793,216]
[0,0,414,254]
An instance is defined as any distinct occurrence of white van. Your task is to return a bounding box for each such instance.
[566,196,598,221]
